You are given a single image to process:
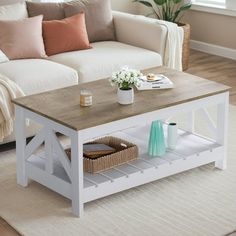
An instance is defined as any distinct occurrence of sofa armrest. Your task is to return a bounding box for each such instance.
[113,11,167,58]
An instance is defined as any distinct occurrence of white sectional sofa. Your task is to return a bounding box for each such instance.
[0,5,167,144]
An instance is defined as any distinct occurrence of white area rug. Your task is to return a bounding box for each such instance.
[0,106,236,236]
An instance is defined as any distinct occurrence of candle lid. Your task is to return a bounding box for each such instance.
[80,89,92,95]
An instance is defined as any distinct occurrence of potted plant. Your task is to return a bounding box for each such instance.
[134,0,192,70]
[110,67,142,105]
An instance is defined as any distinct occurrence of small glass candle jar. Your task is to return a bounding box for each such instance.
[80,89,92,107]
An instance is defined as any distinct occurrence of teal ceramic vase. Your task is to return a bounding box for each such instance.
[148,120,166,157]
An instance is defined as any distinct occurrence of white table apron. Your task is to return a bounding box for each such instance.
[15,91,229,217]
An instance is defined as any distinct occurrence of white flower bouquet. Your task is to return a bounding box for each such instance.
[110,67,142,90]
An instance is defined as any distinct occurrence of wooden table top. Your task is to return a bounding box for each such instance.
[13,67,230,131]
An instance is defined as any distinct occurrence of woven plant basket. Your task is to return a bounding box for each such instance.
[178,23,190,71]
[65,136,138,174]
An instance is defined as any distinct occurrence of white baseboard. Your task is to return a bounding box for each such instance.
[190,40,236,60]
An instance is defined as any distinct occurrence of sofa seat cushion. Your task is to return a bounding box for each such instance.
[49,41,162,83]
[0,59,78,95]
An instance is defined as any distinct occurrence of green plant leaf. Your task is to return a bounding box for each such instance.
[153,0,166,6]
[133,0,153,7]
[121,81,130,90]
[179,3,192,11]
[133,0,191,22]
[173,9,180,21]
[172,0,182,4]
[173,3,191,22]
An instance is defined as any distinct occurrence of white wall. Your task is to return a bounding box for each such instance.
[0,0,23,4]
[111,0,138,14]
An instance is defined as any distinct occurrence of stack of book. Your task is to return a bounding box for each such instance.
[65,143,116,160]
[83,144,116,159]
[137,74,174,90]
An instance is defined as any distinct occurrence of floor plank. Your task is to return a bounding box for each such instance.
[0,217,21,236]
[187,50,236,105]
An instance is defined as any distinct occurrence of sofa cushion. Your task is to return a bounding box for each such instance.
[49,41,162,83]
[64,0,115,42]
[26,1,65,21]
[42,13,91,56]
[0,1,28,20]
[0,15,46,60]
[0,59,78,95]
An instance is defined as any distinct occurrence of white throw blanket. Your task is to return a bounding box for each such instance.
[156,20,184,71]
[0,73,25,142]
[141,16,184,71]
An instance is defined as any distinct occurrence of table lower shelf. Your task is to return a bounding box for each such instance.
[26,124,223,203]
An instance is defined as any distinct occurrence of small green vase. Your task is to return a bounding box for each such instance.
[148,120,166,157]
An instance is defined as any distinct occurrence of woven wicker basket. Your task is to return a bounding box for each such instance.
[65,136,138,174]
[178,23,190,71]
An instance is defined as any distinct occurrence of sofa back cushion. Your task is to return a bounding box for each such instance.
[64,0,115,42]
[26,1,65,21]
[0,15,46,60]
[26,0,115,42]
[42,13,91,56]
[0,1,28,20]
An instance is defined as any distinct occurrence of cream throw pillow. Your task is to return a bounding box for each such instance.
[0,15,46,60]
[0,2,28,20]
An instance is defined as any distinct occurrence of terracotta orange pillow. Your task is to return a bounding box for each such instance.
[42,13,91,56]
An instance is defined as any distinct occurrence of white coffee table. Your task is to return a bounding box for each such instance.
[13,67,230,217]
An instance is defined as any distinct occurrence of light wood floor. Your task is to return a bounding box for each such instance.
[187,50,236,105]
[0,217,21,236]
[0,50,236,236]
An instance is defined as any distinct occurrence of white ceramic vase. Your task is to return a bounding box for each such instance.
[117,87,134,105]
[167,123,178,150]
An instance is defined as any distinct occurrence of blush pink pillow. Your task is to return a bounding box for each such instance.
[42,13,91,56]
[0,15,46,60]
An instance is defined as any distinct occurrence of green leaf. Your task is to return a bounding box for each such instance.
[172,0,182,4]
[121,81,130,90]
[172,11,179,22]
[133,0,153,7]
[172,3,191,22]
[153,0,166,6]
[133,0,191,23]
[179,3,192,11]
